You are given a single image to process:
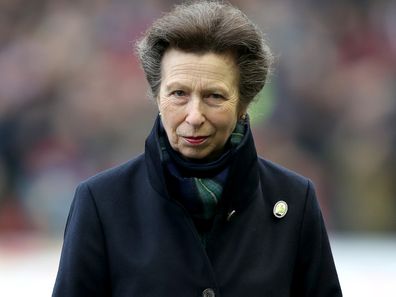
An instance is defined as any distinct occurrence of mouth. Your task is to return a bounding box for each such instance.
[182,136,208,145]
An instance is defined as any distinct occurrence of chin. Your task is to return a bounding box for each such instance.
[179,149,210,160]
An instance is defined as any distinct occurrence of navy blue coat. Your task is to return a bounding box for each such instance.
[53,118,342,297]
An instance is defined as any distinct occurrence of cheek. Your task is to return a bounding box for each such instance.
[211,117,237,144]
[160,108,183,142]
[161,118,179,150]
[157,96,173,114]
[215,107,239,131]
[162,115,177,136]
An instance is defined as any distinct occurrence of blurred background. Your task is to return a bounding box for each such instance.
[0,0,395,295]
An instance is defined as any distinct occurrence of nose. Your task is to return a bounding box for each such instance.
[185,97,205,127]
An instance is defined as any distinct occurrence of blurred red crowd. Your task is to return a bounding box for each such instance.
[0,0,395,236]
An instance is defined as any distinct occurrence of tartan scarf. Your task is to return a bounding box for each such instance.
[159,119,247,244]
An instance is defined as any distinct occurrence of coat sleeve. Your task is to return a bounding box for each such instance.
[291,180,342,297]
[52,182,111,297]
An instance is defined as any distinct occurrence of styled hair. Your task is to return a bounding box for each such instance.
[136,0,273,109]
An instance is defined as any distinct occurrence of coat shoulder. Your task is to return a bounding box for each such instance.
[257,157,312,203]
[81,153,146,192]
[258,158,309,184]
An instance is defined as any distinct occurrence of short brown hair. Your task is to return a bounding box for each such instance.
[136,0,273,109]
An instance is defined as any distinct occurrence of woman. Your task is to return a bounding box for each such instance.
[53,1,342,297]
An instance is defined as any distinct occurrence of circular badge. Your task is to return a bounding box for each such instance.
[273,200,288,218]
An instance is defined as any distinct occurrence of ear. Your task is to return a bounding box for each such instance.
[155,95,161,110]
[238,105,248,119]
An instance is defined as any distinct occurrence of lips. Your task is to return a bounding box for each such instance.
[183,136,208,145]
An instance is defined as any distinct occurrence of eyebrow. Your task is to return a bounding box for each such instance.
[164,81,188,91]
[165,81,229,95]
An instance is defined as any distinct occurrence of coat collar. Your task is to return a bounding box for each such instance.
[145,115,259,217]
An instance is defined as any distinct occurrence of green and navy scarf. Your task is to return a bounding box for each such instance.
[159,118,247,244]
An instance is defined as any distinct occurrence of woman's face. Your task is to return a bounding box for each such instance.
[157,48,245,161]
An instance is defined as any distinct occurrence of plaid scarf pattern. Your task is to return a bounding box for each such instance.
[159,119,247,244]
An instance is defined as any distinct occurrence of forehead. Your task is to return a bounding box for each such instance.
[160,48,239,84]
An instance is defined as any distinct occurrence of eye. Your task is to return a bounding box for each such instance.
[207,93,224,100]
[170,90,186,97]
